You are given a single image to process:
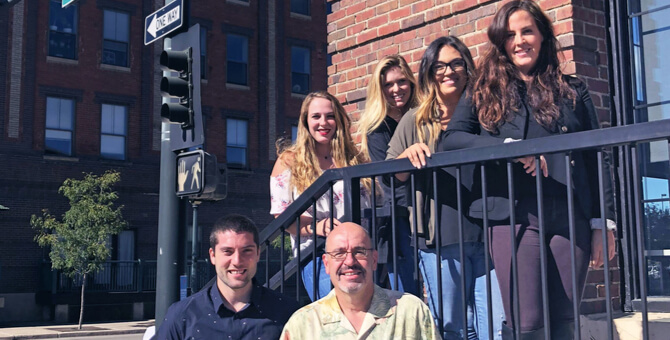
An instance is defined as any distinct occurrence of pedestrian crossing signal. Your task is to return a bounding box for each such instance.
[175,150,227,200]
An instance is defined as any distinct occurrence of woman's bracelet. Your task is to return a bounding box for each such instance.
[589,218,617,231]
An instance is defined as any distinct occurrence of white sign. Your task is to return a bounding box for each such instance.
[144,0,184,45]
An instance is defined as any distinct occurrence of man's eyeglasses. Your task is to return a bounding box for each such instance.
[325,247,373,261]
[432,58,466,75]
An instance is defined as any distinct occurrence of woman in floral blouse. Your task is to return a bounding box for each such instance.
[270,90,371,301]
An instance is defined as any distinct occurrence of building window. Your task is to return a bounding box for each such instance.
[227,34,248,86]
[100,104,127,160]
[227,119,248,167]
[291,46,310,94]
[102,10,129,67]
[291,124,298,143]
[48,0,78,59]
[200,27,207,79]
[291,0,310,16]
[628,0,670,298]
[45,97,74,156]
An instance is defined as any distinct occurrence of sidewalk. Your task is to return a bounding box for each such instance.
[0,320,153,340]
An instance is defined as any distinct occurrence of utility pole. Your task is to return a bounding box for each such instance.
[153,0,184,329]
[154,45,180,330]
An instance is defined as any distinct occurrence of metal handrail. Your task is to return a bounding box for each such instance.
[260,119,670,289]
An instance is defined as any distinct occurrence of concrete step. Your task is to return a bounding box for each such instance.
[580,312,670,340]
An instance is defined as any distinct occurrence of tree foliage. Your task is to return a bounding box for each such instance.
[32,170,127,277]
[31,170,127,328]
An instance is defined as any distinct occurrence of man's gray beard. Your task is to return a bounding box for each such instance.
[339,281,364,294]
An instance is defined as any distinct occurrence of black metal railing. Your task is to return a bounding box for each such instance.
[46,258,271,296]
[258,119,670,340]
[47,260,157,293]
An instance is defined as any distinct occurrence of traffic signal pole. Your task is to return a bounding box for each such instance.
[155,37,180,330]
[155,129,180,328]
[190,201,200,293]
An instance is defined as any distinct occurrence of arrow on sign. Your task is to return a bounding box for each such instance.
[147,15,157,38]
[148,7,180,38]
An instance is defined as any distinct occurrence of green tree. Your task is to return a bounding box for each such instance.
[31,170,127,330]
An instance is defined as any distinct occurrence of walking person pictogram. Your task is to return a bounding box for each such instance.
[191,156,201,190]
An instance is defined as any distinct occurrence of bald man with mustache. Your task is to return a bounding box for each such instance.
[281,222,439,340]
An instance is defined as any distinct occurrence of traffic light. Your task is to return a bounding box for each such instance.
[160,48,194,129]
[161,24,204,151]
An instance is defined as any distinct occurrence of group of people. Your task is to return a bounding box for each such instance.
[154,1,616,339]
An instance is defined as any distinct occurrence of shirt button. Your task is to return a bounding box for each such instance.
[561,126,568,132]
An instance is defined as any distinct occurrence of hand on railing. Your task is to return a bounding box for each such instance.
[394,143,432,182]
[310,218,341,237]
[590,229,616,268]
[515,155,548,177]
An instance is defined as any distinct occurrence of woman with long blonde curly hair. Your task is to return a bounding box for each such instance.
[355,54,420,296]
[270,91,371,301]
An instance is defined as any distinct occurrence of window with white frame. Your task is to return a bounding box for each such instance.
[226,34,249,86]
[102,9,129,67]
[45,97,74,156]
[291,46,310,94]
[227,119,248,167]
[100,104,127,160]
[48,0,78,59]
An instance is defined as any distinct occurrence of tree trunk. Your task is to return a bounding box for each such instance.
[78,273,86,330]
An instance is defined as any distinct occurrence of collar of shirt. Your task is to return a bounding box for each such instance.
[208,278,263,316]
[318,285,397,329]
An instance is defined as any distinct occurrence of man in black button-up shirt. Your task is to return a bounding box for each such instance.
[154,214,300,340]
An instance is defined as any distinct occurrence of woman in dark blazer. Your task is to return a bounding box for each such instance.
[440,1,616,339]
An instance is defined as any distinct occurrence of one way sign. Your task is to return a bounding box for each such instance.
[144,0,184,45]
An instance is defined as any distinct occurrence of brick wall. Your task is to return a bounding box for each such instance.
[327,0,617,314]
[327,0,611,123]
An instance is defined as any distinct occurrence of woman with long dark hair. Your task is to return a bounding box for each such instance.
[387,36,504,340]
[441,1,616,338]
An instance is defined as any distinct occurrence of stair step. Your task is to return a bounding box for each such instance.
[580,312,670,340]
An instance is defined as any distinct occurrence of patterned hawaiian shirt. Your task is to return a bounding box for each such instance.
[280,285,440,340]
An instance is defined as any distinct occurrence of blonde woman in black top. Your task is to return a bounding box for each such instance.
[356,55,419,296]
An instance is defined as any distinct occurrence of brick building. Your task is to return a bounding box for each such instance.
[0,0,327,325]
